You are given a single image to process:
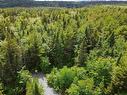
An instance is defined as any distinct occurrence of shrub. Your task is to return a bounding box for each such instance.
[47,66,85,93]
[17,69,44,95]
[0,83,4,95]
[26,78,44,95]
[39,56,51,73]
[47,66,76,93]
[87,57,115,88]
[67,78,102,95]
[111,52,127,94]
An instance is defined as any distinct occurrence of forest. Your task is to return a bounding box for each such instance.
[1,0,127,8]
[1,5,127,95]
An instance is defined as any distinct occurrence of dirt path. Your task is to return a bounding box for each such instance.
[32,73,59,95]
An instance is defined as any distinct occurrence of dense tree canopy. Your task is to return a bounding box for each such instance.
[1,6,127,95]
[0,1,127,8]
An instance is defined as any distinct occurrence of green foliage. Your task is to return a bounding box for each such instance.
[1,6,127,95]
[0,83,4,95]
[67,78,101,95]
[24,32,42,72]
[26,78,44,95]
[18,69,44,95]
[47,67,77,93]
[87,57,115,87]
[17,69,32,94]
[0,30,22,95]
[47,57,116,94]
[111,52,127,94]
[39,57,51,73]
